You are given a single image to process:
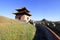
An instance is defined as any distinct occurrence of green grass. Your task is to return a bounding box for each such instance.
[0,16,36,40]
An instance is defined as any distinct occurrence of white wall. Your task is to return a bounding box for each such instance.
[21,15,30,22]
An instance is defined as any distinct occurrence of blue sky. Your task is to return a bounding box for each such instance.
[0,0,60,21]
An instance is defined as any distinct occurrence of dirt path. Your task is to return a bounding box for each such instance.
[33,23,56,40]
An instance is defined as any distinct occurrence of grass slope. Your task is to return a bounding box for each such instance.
[0,16,36,40]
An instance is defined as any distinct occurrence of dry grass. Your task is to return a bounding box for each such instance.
[0,16,36,40]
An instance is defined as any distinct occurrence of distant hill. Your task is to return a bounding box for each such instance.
[0,16,36,40]
[35,19,60,37]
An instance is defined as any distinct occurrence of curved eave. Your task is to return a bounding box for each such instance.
[12,12,32,16]
[26,13,32,16]
[16,7,30,12]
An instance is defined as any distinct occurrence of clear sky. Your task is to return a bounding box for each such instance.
[0,0,60,21]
